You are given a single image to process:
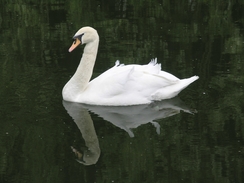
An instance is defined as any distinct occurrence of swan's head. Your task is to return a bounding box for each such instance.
[69,26,99,52]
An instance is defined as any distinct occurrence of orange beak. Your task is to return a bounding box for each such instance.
[68,38,81,52]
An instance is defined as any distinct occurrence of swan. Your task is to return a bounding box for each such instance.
[62,26,199,106]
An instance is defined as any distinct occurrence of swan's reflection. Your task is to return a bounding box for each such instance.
[63,97,195,164]
[63,101,100,165]
[81,97,195,137]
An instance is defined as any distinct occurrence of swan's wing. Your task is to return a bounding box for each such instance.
[84,62,180,100]
[147,59,180,81]
[77,60,198,105]
[87,65,136,97]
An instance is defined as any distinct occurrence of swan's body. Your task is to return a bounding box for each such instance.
[62,26,199,106]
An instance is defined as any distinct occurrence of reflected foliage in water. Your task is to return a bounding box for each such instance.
[1,0,244,182]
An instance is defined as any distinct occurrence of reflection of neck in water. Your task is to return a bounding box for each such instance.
[62,101,100,165]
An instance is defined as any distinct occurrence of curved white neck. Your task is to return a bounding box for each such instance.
[62,39,99,101]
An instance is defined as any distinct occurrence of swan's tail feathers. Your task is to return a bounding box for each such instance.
[151,75,199,101]
[183,75,199,86]
[173,75,199,94]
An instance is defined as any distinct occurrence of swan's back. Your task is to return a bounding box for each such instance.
[77,59,199,106]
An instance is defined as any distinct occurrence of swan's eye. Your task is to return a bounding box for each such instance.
[73,33,84,42]
[73,39,77,44]
[77,34,83,41]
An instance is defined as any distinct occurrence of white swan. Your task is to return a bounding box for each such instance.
[62,26,199,106]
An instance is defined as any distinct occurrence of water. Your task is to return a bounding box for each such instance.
[1,1,244,182]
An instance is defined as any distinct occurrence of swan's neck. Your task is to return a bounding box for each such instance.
[63,40,99,101]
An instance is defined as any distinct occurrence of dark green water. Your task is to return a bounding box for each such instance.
[1,1,244,182]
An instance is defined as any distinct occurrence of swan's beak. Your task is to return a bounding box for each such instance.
[69,38,81,52]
